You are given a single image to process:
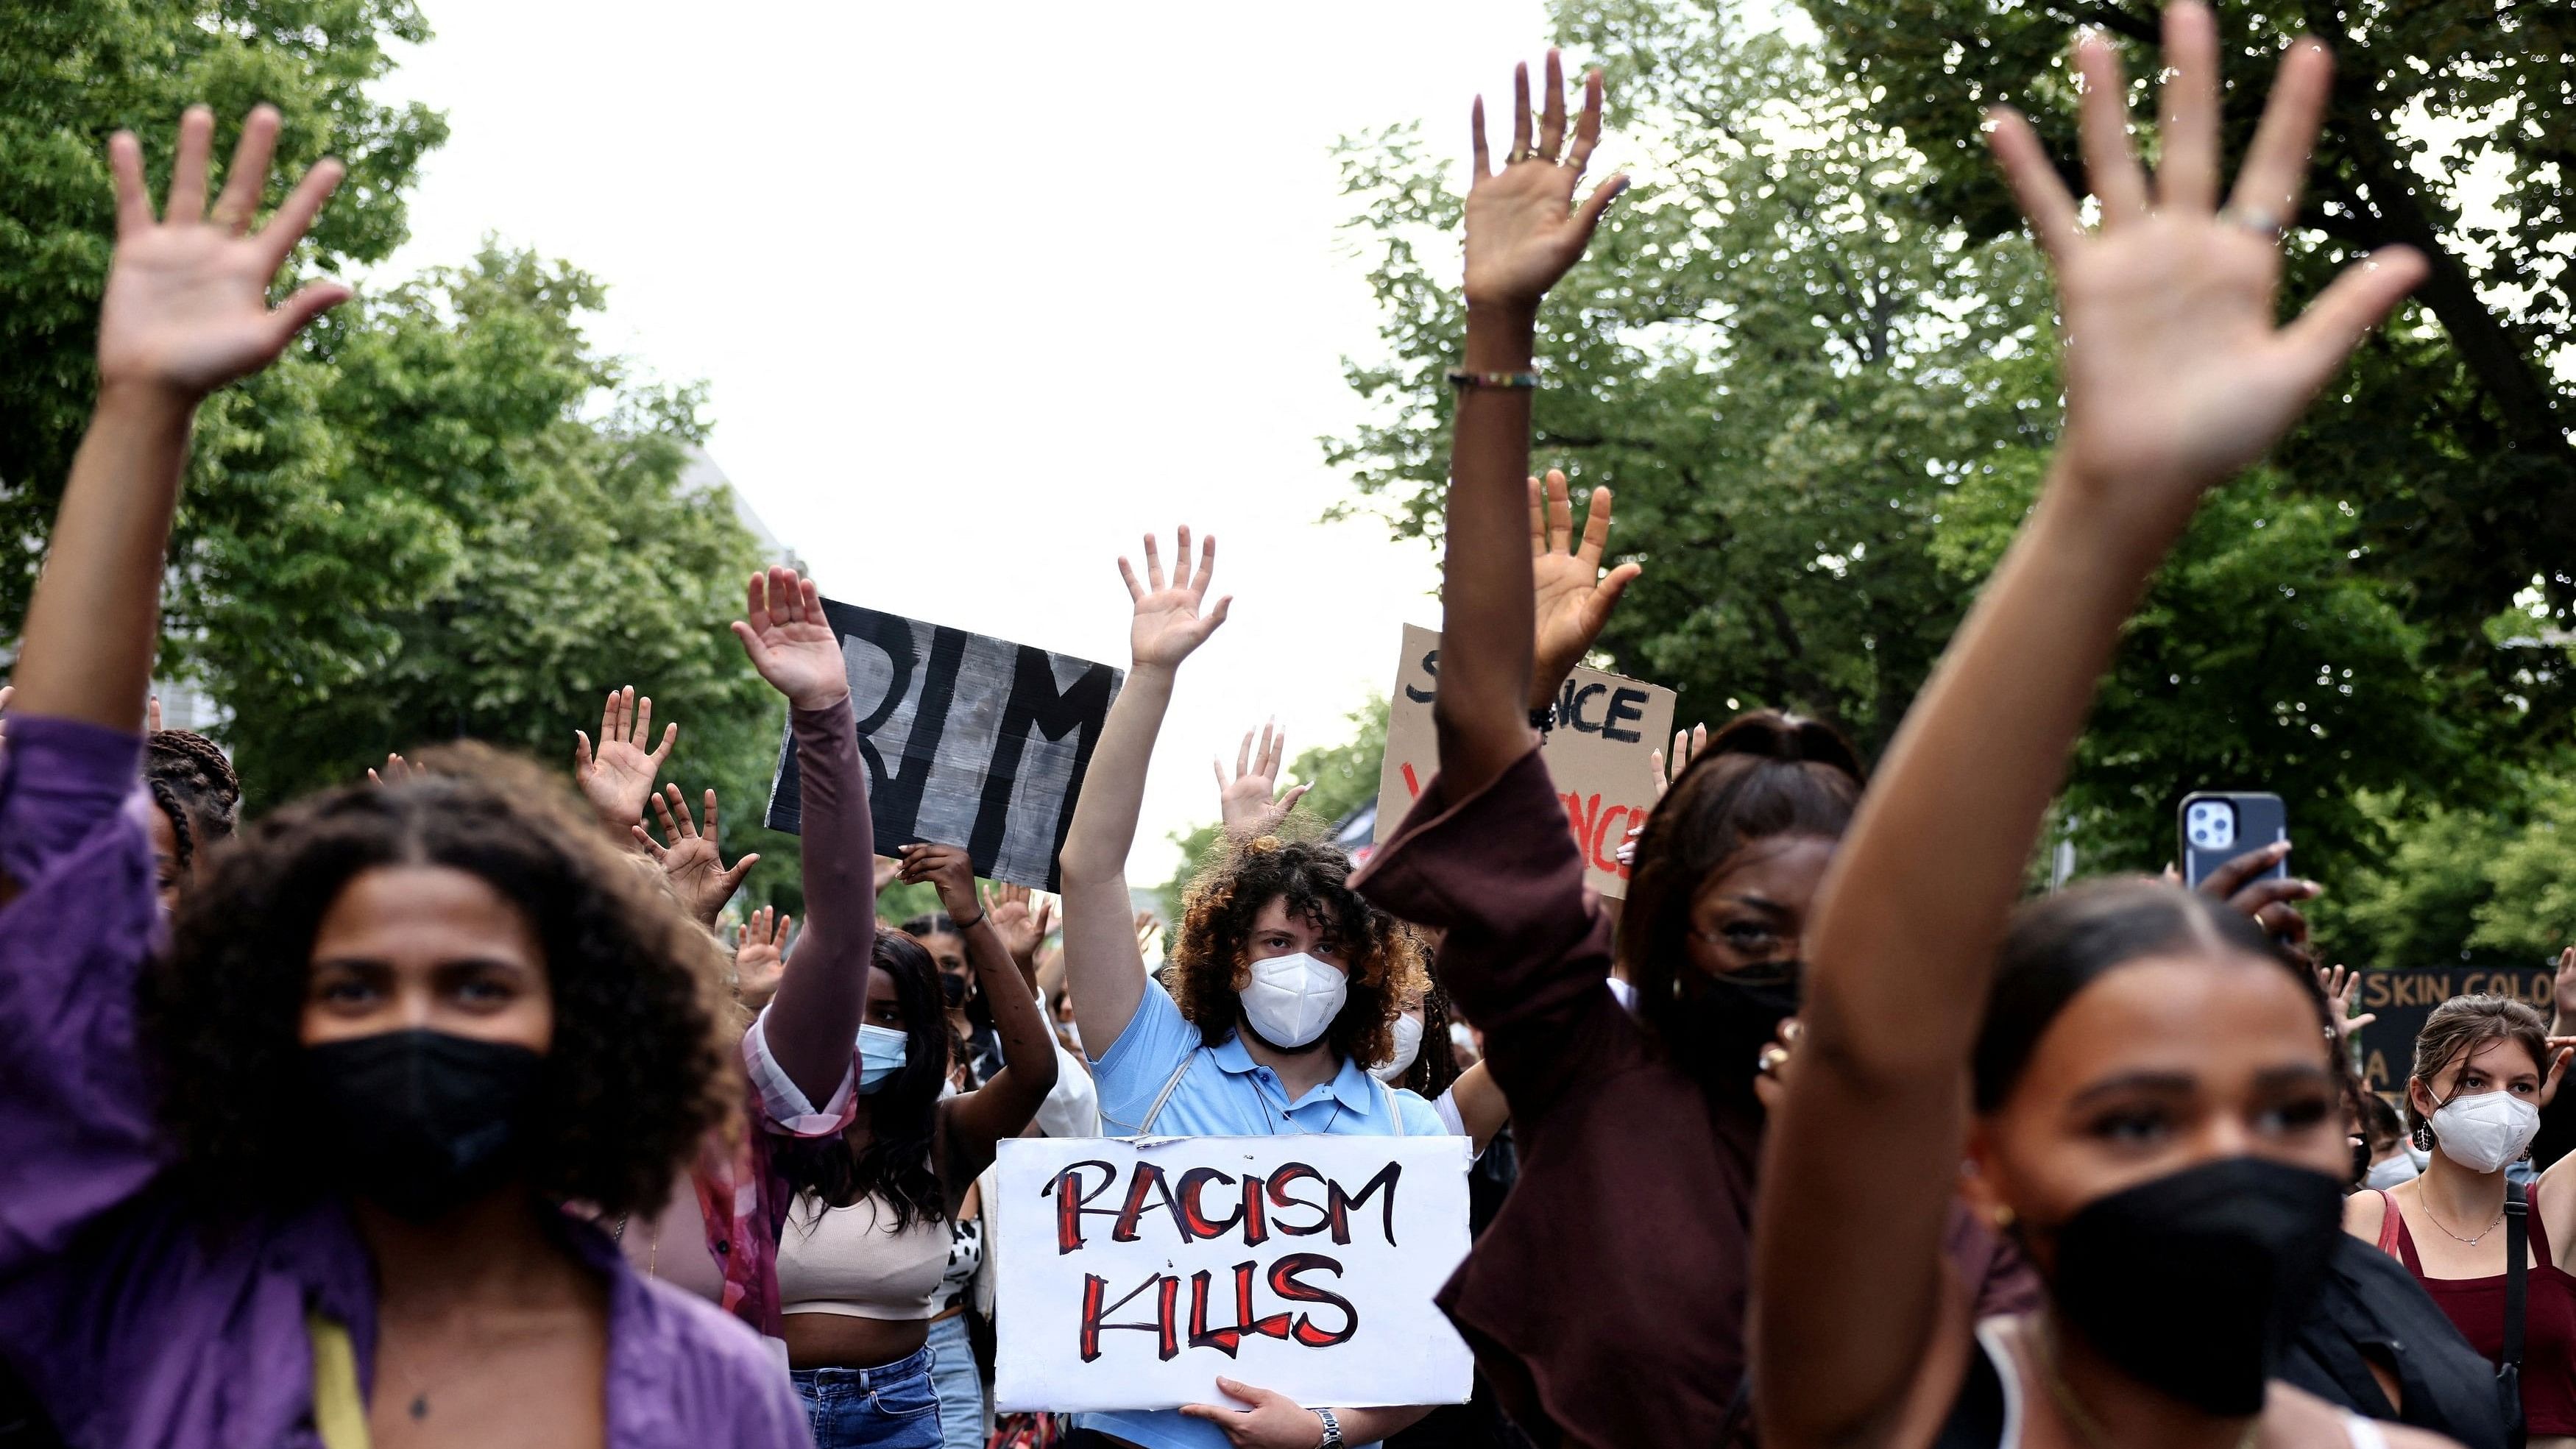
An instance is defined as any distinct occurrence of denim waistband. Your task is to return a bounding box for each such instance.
[790,1343,933,1390]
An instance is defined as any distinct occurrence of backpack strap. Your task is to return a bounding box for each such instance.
[2502,1178,2530,1449]
[2374,1188,2404,1258]
[1379,1076,1407,1137]
[1135,1055,1195,1137]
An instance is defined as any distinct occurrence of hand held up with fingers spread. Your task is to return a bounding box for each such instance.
[572,685,676,838]
[1120,527,1231,674]
[1982,21,2427,531]
[1462,50,1628,320]
[732,565,850,711]
[1528,469,1643,709]
[98,104,351,404]
[634,784,760,929]
[1215,720,1309,837]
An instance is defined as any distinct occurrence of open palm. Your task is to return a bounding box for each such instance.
[1216,720,1309,836]
[572,685,675,830]
[1119,527,1231,669]
[1462,51,1626,312]
[732,565,849,710]
[1529,470,1641,702]
[1984,7,2424,525]
[636,784,757,928]
[99,105,349,399]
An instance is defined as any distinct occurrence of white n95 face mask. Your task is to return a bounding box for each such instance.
[1372,1012,1426,1083]
[1239,952,1348,1049]
[2430,1090,2541,1175]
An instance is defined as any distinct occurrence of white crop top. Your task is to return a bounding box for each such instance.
[776,1192,951,1321]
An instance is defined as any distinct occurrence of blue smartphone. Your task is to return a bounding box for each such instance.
[2179,791,2289,890]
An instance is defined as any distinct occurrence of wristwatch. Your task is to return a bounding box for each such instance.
[1313,1407,1345,1449]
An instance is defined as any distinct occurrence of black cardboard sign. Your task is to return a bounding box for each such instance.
[765,600,1122,892]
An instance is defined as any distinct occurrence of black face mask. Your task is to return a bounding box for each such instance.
[941,971,970,1010]
[2038,1155,2342,1417]
[304,1029,545,1222]
[1669,959,1802,1105]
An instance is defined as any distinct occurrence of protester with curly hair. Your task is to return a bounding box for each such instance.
[1054,527,1443,1449]
[0,107,807,1447]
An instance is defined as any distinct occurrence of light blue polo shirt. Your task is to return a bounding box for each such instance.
[1079,979,1443,1449]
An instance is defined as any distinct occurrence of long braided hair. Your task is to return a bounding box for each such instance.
[146,729,241,874]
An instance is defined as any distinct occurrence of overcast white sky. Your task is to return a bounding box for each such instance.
[369,0,1569,880]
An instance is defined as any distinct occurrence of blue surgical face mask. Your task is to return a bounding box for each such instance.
[857,1023,909,1095]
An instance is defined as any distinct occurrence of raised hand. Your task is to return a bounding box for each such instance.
[1462,49,1627,314]
[1215,720,1310,837]
[1529,470,1642,707]
[634,784,759,928]
[146,693,162,733]
[732,565,849,710]
[1983,5,2424,524]
[1119,528,1231,670]
[2313,964,2377,1043]
[897,842,980,921]
[982,881,1058,972]
[1135,910,1164,962]
[1650,723,1708,802]
[572,685,676,834]
[735,904,791,1008]
[99,105,350,401]
[874,854,904,896]
[367,751,415,787]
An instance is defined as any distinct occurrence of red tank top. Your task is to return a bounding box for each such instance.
[2379,1186,2576,1435]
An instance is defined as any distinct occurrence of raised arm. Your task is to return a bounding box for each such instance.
[732,566,872,1107]
[905,845,1060,1183]
[1,107,342,1267]
[12,105,345,734]
[1433,52,1627,801]
[1055,528,1229,1053]
[1753,12,2425,1446]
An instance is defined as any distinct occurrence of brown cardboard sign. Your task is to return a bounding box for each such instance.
[1374,624,1676,899]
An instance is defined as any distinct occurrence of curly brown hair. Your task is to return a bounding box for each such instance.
[142,743,736,1221]
[1170,835,1426,1070]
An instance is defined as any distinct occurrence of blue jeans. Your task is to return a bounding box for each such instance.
[926,1312,989,1449]
[790,1346,944,1449]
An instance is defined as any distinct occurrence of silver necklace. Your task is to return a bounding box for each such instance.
[2421,1196,2507,1246]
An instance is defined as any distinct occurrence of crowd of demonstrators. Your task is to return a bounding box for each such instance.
[21,10,2576,1449]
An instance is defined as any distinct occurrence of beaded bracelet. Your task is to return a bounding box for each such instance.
[1446,368,1540,390]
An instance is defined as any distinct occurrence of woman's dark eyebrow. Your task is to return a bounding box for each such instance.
[2067,1071,2195,1108]
[2251,1063,2339,1091]
[1714,894,1794,915]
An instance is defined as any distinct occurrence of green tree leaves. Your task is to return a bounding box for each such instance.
[1327,0,2527,948]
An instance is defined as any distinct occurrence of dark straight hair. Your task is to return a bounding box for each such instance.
[1972,876,2328,1113]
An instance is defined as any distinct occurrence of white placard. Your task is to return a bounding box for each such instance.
[993,1135,1475,1413]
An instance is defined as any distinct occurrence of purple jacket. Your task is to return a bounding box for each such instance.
[0,715,811,1449]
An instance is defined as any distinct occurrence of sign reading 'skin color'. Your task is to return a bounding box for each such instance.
[992,1135,1475,1413]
